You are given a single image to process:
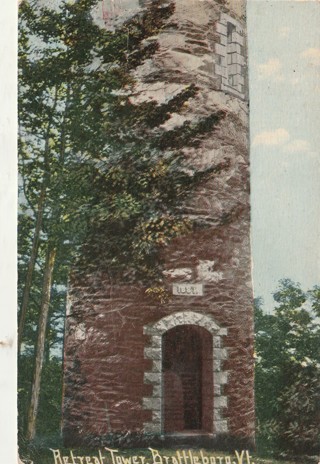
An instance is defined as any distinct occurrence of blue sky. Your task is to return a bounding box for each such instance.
[248,0,320,309]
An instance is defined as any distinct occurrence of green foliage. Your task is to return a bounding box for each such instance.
[255,279,320,456]
[19,356,63,438]
[18,0,227,442]
[80,144,223,281]
[145,286,170,304]
[19,0,225,284]
[276,369,320,453]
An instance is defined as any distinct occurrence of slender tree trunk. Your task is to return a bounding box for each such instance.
[26,245,57,441]
[18,182,47,355]
[18,89,59,355]
[25,84,71,440]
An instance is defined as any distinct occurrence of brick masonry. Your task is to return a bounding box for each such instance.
[62,0,255,449]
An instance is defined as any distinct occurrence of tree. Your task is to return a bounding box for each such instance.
[255,279,320,455]
[19,0,227,442]
[19,0,108,439]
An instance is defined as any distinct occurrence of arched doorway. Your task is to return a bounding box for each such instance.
[162,325,213,434]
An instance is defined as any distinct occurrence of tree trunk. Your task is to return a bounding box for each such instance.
[18,89,59,355]
[24,84,71,439]
[26,245,57,441]
[18,182,47,355]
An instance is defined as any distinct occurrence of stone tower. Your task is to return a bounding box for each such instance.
[62,0,255,448]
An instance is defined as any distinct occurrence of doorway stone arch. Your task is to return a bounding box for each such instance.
[143,311,228,435]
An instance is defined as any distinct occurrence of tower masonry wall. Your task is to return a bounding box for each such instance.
[63,0,254,448]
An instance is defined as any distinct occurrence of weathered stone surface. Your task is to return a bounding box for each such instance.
[150,360,162,373]
[143,397,161,411]
[144,373,161,384]
[144,347,161,360]
[215,348,228,360]
[214,396,228,409]
[163,268,193,280]
[215,420,229,434]
[74,323,86,341]
[215,372,229,385]
[214,384,221,396]
[149,311,222,335]
[213,360,221,372]
[143,422,161,433]
[196,260,224,283]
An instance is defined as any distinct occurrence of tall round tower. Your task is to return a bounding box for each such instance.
[63,0,254,449]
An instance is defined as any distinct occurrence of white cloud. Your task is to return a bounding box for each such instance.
[301,48,320,66]
[253,130,313,154]
[257,58,284,81]
[253,128,290,146]
[283,139,311,153]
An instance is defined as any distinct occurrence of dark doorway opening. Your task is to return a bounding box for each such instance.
[162,325,213,434]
